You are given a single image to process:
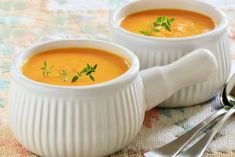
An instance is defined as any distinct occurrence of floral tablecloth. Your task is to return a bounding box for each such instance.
[0,0,235,156]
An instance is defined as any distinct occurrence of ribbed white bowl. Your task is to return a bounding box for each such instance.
[111,0,231,107]
[8,76,145,157]
[8,39,219,156]
[8,39,145,157]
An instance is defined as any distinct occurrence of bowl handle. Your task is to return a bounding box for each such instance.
[140,49,217,111]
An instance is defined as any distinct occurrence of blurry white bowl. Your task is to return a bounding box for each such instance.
[111,0,231,107]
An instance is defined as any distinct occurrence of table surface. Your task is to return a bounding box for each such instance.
[0,0,235,156]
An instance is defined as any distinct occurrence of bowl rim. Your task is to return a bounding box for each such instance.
[11,39,140,91]
[110,0,228,43]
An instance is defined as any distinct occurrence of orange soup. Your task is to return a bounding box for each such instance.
[21,48,129,86]
[120,9,215,38]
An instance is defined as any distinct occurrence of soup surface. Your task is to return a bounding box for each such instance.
[120,9,215,38]
[21,48,129,86]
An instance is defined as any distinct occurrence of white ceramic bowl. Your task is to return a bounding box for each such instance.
[8,39,217,157]
[111,0,231,107]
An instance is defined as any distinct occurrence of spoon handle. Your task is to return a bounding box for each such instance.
[178,107,235,157]
[144,107,228,157]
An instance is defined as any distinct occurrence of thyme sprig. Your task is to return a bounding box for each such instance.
[40,60,53,76]
[72,64,97,82]
[140,16,174,36]
[60,70,68,81]
[40,61,97,83]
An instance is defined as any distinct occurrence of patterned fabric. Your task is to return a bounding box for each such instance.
[0,0,235,156]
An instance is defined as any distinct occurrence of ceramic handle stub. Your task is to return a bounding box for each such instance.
[141,49,218,111]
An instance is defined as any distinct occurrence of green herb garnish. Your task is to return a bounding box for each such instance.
[139,30,151,36]
[60,70,68,81]
[140,16,174,36]
[41,61,97,83]
[71,75,79,82]
[72,64,97,82]
[40,60,53,76]
[89,75,95,81]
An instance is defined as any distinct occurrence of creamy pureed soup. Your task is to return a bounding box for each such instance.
[120,9,216,38]
[21,48,130,86]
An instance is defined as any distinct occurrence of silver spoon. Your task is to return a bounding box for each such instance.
[177,73,235,157]
[144,79,232,157]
